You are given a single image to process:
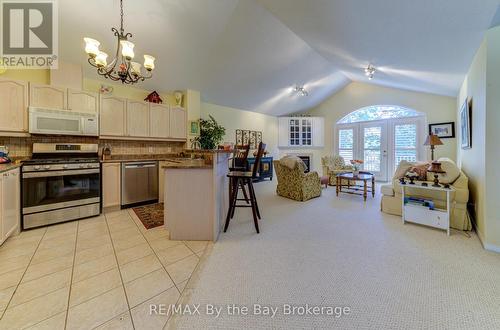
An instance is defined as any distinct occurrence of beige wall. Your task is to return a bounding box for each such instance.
[200,102,279,157]
[305,82,457,172]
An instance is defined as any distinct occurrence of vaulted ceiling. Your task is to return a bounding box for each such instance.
[59,0,500,116]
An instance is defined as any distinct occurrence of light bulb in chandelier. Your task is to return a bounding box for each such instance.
[144,55,155,71]
[84,38,100,58]
[120,40,135,60]
[95,51,108,67]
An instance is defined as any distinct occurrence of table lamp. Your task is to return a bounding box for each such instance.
[427,162,446,187]
[424,134,443,161]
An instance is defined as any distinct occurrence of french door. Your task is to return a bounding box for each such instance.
[335,117,425,181]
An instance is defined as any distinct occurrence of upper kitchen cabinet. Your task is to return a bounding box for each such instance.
[67,89,99,114]
[126,100,149,137]
[170,106,187,139]
[29,83,67,109]
[150,103,170,138]
[278,116,324,148]
[0,78,28,135]
[100,96,127,137]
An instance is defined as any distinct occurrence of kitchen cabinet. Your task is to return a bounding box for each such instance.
[100,96,127,137]
[67,89,99,113]
[0,168,20,245]
[170,106,187,139]
[158,161,168,203]
[0,78,28,134]
[29,83,67,109]
[126,100,149,137]
[102,163,121,208]
[278,116,324,147]
[150,103,170,138]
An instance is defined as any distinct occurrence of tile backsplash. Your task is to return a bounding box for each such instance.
[0,136,185,158]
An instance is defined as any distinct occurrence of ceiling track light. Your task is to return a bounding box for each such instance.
[364,64,376,80]
[293,85,309,97]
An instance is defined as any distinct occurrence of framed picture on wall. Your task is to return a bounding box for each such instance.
[249,131,257,149]
[188,120,200,135]
[236,129,243,145]
[429,122,455,138]
[460,99,472,149]
[242,130,249,145]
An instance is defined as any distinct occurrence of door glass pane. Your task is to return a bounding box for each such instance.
[394,124,417,170]
[363,127,381,172]
[338,129,354,163]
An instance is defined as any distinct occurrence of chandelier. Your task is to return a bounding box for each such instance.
[83,0,155,84]
[364,64,376,80]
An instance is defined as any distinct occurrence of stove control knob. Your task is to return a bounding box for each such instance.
[34,165,41,170]
[44,165,51,170]
[79,164,85,168]
[86,164,92,168]
[62,165,68,169]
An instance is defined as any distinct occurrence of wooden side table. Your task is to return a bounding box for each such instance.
[336,172,375,201]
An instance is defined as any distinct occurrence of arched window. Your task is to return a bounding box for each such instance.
[338,105,423,124]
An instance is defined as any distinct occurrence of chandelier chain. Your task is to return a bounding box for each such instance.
[120,0,124,34]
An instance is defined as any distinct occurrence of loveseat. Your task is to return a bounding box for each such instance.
[274,157,322,201]
[380,158,471,230]
[321,155,354,186]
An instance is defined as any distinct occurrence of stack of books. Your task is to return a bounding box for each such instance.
[404,197,435,210]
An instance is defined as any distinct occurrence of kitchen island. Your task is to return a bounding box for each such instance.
[162,150,232,241]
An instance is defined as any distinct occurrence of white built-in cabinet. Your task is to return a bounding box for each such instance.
[126,100,150,137]
[67,89,99,113]
[278,116,324,148]
[100,96,127,137]
[102,163,121,209]
[150,103,170,138]
[0,168,20,245]
[170,106,187,139]
[29,83,67,109]
[0,78,29,134]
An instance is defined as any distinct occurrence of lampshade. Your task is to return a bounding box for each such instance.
[120,40,135,60]
[427,161,445,173]
[424,134,443,146]
[95,51,108,67]
[130,61,141,76]
[143,55,155,70]
[84,38,100,57]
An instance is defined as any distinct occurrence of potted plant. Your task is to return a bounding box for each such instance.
[350,159,364,176]
[194,115,226,150]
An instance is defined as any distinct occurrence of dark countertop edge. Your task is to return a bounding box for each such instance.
[161,164,213,169]
[183,149,235,154]
[0,163,22,173]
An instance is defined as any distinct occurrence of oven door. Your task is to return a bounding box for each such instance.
[22,168,101,215]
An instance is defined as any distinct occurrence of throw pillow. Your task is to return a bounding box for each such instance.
[393,160,415,179]
[279,156,305,170]
[408,163,429,180]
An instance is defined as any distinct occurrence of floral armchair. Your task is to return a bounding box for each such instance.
[321,155,354,186]
[273,160,321,201]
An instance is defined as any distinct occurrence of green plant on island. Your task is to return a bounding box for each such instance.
[194,115,226,150]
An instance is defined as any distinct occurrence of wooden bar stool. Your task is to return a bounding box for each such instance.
[224,142,266,233]
[229,144,251,204]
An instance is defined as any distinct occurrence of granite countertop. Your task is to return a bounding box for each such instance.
[0,163,22,174]
[183,149,235,154]
[161,158,213,169]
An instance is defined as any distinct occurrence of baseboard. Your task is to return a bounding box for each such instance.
[474,226,500,253]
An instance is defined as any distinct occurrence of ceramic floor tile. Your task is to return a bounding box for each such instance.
[76,234,112,251]
[43,225,77,240]
[109,227,141,240]
[120,254,162,283]
[69,268,122,307]
[66,286,128,330]
[25,311,66,330]
[78,216,106,230]
[105,210,130,220]
[0,286,16,311]
[78,221,108,234]
[45,221,77,233]
[6,227,45,241]
[107,222,138,234]
[112,235,147,252]
[72,254,117,283]
[176,280,188,293]
[94,312,134,330]
[0,243,38,259]
[0,268,24,291]
[0,286,69,329]
[142,228,169,241]
[38,234,76,250]
[22,255,73,283]
[157,244,194,266]
[0,255,31,276]
[1,235,41,249]
[148,237,182,252]
[115,242,153,265]
[124,268,175,308]
[30,242,75,265]
[10,268,71,307]
[77,226,110,241]
[165,255,200,284]
[74,242,114,265]
[130,286,180,329]
[184,240,209,253]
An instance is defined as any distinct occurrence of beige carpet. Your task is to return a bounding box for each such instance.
[173,181,500,329]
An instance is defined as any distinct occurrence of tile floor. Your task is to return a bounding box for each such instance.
[0,209,209,329]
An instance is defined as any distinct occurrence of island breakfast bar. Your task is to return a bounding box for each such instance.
[162,150,231,241]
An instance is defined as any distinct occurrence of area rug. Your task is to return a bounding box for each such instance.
[132,203,164,229]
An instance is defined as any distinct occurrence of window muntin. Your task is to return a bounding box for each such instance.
[289,118,312,146]
[338,106,422,124]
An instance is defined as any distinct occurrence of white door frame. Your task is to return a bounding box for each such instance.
[359,120,388,181]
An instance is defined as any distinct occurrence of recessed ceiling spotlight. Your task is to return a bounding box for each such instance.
[293,85,309,96]
[364,64,376,80]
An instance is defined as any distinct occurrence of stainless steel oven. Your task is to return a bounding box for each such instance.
[22,143,101,229]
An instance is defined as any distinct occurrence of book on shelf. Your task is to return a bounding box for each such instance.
[404,197,435,210]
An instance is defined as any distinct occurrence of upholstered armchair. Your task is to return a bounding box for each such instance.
[273,160,321,201]
[321,155,354,186]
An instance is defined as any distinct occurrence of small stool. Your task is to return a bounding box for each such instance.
[320,176,329,188]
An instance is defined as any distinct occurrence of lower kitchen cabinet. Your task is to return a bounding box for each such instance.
[0,168,20,245]
[158,161,167,203]
[102,163,121,209]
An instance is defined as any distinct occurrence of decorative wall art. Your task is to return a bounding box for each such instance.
[460,99,472,149]
[429,122,455,138]
[235,129,262,149]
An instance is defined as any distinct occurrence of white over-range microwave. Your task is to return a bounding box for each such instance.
[29,107,99,136]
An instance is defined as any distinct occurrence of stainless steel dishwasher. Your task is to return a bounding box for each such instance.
[121,161,158,208]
